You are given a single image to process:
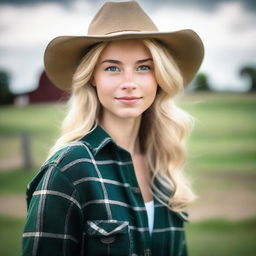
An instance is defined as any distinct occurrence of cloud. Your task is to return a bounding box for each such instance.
[151,1,256,90]
[0,1,97,92]
[0,0,255,93]
[0,0,71,5]
[1,0,256,9]
[0,1,95,48]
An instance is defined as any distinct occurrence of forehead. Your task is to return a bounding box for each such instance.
[99,39,152,60]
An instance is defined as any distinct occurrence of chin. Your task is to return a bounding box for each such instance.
[116,110,143,119]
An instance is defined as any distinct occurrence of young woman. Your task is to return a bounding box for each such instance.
[22,1,204,255]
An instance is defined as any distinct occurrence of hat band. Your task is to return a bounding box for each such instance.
[105,29,142,35]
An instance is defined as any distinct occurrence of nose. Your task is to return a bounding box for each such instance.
[120,70,137,90]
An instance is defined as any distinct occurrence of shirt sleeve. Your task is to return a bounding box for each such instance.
[181,227,189,256]
[181,240,188,256]
[22,164,83,256]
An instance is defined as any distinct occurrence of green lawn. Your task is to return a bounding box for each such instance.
[0,103,66,134]
[0,168,35,195]
[0,103,66,165]
[186,218,256,256]
[0,215,24,256]
[180,92,256,174]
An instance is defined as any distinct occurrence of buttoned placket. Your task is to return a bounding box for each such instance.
[124,151,153,255]
[85,125,185,255]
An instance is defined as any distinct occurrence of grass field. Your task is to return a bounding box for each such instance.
[0,92,256,255]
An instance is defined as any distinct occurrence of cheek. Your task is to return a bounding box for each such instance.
[95,83,116,107]
[96,83,114,97]
[94,76,111,94]
[148,86,158,102]
[94,74,119,94]
[144,77,158,97]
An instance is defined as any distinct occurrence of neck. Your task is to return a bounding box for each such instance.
[100,114,141,155]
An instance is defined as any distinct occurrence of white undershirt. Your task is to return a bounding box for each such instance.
[145,200,154,235]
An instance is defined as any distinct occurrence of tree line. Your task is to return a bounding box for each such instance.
[192,66,256,92]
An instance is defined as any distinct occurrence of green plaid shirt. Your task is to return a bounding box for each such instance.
[22,125,188,256]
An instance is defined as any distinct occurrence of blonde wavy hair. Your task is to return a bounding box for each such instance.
[48,39,196,213]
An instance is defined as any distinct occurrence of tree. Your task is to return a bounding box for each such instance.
[193,72,211,91]
[0,70,13,105]
[240,66,256,92]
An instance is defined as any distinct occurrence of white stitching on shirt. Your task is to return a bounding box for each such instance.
[73,177,130,187]
[74,143,113,219]
[33,190,81,209]
[129,226,149,232]
[32,164,55,256]
[23,232,79,243]
[87,221,129,236]
[94,137,112,153]
[95,160,133,165]
[63,190,77,256]
[61,158,132,172]
[168,207,174,256]
[61,158,94,172]
[153,227,184,233]
[82,199,146,211]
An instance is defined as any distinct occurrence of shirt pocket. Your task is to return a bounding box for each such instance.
[83,220,131,256]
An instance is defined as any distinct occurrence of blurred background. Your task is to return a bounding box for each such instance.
[0,0,255,255]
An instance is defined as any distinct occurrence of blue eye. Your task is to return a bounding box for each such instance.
[137,65,151,71]
[105,66,120,72]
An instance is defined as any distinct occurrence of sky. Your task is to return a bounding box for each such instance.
[0,0,255,93]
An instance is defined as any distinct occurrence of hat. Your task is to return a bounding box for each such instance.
[44,0,204,91]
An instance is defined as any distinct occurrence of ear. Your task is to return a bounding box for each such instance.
[90,77,96,87]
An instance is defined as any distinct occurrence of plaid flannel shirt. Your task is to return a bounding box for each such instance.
[22,125,188,256]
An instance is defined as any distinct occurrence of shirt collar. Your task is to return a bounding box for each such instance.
[81,124,115,156]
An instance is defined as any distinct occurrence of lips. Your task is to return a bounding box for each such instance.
[116,96,142,100]
[115,96,142,105]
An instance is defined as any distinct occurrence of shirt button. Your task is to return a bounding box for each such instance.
[100,236,116,244]
[132,187,141,194]
[144,248,151,256]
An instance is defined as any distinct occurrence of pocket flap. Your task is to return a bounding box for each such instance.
[86,220,129,237]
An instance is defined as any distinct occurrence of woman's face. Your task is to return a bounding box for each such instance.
[92,39,158,121]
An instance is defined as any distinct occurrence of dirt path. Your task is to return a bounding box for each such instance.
[0,195,26,218]
[187,171,256,220]
[188,188,256,221]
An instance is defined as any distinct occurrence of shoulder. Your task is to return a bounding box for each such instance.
[26,141,94,201]
[45,140,93,167]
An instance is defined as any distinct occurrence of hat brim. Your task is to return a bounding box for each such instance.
[44,29,204,91]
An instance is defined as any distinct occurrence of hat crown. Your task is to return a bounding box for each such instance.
[88,1,158,35]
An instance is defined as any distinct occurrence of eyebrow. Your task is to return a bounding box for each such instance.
[100,58,153,65]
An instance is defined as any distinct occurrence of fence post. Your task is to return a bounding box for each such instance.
[21,132,32,169]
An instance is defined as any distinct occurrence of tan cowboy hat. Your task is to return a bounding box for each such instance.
[44,0,204,91]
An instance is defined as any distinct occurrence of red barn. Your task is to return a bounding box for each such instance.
[28,71,70,103]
